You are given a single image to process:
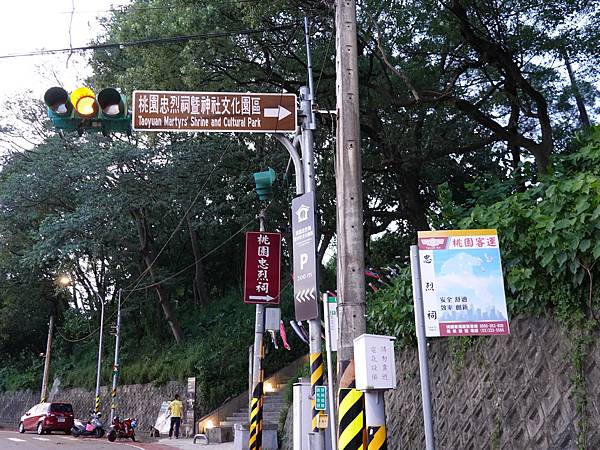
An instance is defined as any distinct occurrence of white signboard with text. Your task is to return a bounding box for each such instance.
[417,229,510,338]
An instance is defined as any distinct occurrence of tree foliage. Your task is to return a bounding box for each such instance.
[1,0,600,392]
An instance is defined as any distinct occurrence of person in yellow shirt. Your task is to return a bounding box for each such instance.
[167,394,183,439]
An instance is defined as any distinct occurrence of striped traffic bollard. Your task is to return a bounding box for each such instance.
[338,388,365,450]
[95,395,101,413]
[310,352,324,432]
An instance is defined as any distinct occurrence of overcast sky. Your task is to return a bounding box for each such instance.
[0,1,131,105]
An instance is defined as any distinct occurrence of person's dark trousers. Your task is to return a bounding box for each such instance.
[169,417,181,438]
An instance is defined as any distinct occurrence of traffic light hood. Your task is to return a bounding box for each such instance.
[97,87,126,117]
[43,87,73,117]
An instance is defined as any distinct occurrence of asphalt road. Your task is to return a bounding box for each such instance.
[0,430,180,450]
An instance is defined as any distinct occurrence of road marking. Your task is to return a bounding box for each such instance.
[122,444,145,450]
[7,438,26,442]
[33,437,50,441]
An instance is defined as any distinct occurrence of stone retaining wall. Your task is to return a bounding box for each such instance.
[279,316,600,449]
[0,380,185,432]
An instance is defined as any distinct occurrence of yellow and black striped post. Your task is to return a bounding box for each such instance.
[365,391,387,450]
[111,387,117,413]
[338,387,365,450]
[249,340,265,450]
[95,395,101,413]
[310,351,325,432]
[249,381,263,450]
[367,425,387,450]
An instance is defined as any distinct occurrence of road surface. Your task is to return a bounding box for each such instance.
[0,430,235,449]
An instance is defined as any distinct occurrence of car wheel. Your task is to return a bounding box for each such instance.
[36,422,44,435]
[18,422,25,433]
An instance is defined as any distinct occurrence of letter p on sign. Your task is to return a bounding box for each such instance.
[300,253,308,270]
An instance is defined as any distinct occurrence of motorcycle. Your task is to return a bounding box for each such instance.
[107,416,137,442]
[71,411,105,438]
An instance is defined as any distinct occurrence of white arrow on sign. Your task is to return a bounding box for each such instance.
[249,294,275,302]
[295,288,315,304]
[264,106,292,120]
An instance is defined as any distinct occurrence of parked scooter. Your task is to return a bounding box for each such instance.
[107,416,137,442]
[71,411,105,438]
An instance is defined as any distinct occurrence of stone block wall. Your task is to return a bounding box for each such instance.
[278,316,599,449]
[385,316,597,449]
[0,380,186,432]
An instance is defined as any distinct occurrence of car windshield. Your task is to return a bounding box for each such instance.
[50,403,73,413]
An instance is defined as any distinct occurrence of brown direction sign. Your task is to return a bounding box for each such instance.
[132,90,297,133]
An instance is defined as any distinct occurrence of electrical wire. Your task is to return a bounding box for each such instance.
[0,25,296,60]
[51,0,266,15]
[53,23,300,343]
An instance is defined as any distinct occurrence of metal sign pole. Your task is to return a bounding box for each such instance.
[322,294,337,450]
[95,294,105,413]
[410,245,435,450]
[110,289,122,423]
[249,210,268,450]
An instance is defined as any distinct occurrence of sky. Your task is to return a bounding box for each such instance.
[0,1,131,106]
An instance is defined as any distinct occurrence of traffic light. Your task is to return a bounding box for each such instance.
[43,86,131,136]
[253,168,276,201]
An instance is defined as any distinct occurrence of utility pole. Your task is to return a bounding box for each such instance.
[110,289,122,423]
[249,209,267,450]
[334,0,391,448]
[40,315,54,403]
[95,294,106,413]
[335,0,365,392]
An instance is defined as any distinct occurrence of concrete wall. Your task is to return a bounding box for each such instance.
[0,380,185,432]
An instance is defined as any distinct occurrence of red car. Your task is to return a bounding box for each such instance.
[18,402,74,435]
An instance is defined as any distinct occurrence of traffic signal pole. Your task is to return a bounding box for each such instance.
[40,315,54,403]
[302,16,326,450]
[110,289,122,423]
[249,209,267,450]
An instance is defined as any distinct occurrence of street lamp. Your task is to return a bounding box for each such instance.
[57,275,71,287]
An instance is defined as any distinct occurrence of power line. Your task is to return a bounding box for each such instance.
[52,0,261,15]
[53,23,300,343]
[125,214,259,291]
[0,25,296,60]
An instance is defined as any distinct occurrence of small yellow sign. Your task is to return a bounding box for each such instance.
[317,413,328,429]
